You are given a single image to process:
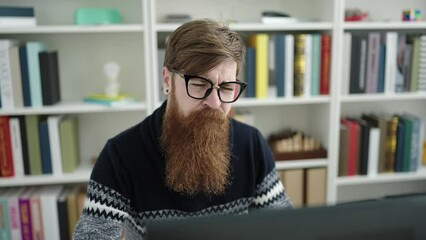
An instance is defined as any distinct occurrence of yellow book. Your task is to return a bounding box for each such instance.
[249,34,269,99]
[294,34,306,96]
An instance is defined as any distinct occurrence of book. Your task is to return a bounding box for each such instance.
[9,46,24,108]
[394,120,405,172]
[248,34,269,99]
[7,188,24,240]
[38,119,53,174]
[19,187,35,240]
[395,34,406,93]
[338,125,349,176]
[0,6,34,17]
[19,45,31,107]
[341,118,359,176]
[9,117,25,177]
[385,115,399,172]
[83,93,136,107]
[311,34,321,96]
[47,115,64,175]
[25,41,48,107]
[275,34,285,97]
[279,169,304,208]
[30,189,44,240]
[0,116,14,177]
[17,116,30,175]
[303,34,312,97]
[377,35,386,93]
[319,34,331,95]
[341,32,352,95]
[0,16,36,27]
[0,189,11,240]
[39,186,63,240]
[293,34,306,97]
[25,115,42,175]
[284,34,294,98]
[244,47,256,98]
[267,34,277,98]
[365,32,381,93]
[59,116,80,173]
[362,113,389,173]
[57,188,70,240]
[349,34,367,94]
[305,168,327,207]
[39,51,61,105]
[0,39,19,109]
[367,127,380,176]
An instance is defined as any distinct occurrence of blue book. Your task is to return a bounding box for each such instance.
[377,42,386,93]
[245,47,255,98]
[275,34,285,97]
[19,45,32,106]
[311,34,321,96]
[0,6,34,17]
[26,42,48,107]
[38,120,52,174]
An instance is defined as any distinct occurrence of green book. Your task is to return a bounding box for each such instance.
[25,115,42,175]
[400,116,413,172]
[59,116,80,173]
[0,190,11,240]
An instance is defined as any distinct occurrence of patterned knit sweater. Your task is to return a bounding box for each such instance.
[73,102,292,239]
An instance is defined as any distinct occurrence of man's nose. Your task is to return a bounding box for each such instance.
[202,88,221,109]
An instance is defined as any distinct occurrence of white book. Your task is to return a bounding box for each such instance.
[384,32,397,94]
[342,32,352,95]
[39,186,63,240]
[9,117,24,177]
[7,188,24,240]
[304,34,312,97]
[0,17,36,27]
[47,115,64,175]
[9,46,24,108]
[0,39,19,109]
[285,34,294,98]
[367,127,380,177]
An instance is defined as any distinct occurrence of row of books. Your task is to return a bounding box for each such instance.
[0,6,36,28]
[343,32,426,95]
[339,113,425,177]
[244,33,332,99]
[0,39,60,109]
[0,115,80,178]
[278,167,327,208]
[0,185,86,240]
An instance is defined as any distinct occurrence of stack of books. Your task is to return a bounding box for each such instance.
[83,93,136,107]
[0,6,36,28]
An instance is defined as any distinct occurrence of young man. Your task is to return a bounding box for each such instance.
[74,18,292,239]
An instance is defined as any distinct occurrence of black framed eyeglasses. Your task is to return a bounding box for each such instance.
[173,70,247,103]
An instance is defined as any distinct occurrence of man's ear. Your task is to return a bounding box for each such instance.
[162,67,172,95]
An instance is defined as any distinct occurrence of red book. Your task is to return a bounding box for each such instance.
[320,34,331,95]
[341,119,359,176]
[0,116,14,177]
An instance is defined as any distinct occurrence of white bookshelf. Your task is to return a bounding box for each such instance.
[0,0,425,207]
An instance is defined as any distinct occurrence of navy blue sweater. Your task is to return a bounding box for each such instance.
[74,102,292,239]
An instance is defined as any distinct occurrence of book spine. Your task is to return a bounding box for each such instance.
[385,116,399,172]
[30,196,44,240]
[38,120,52,174]
[8,196,22,240]
[0,116,15,177]
[303,34,312,97]
[0,40,16,109]
[0,197,11,240]
[25,115,42,175]
[10,117,25,177]
[9,46,24,108]
[249,34,269,99]
[293,34,306,97]
[284,35,294,98]
[39,51,61,105]
[275,34,285,97]
[244,47,255,98]
[0,6,34,17]
[26,42,47,107]
[19,46,32,107]
[19,198,33,240]
[320,34,331,95]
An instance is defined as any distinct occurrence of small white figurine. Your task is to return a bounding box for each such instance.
[104,61,121,98]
